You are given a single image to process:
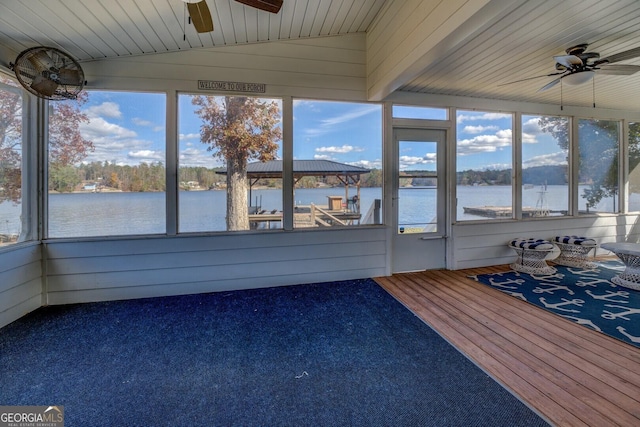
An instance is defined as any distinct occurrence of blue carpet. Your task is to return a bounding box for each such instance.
[0,279,548,426]
[471,261,640,349]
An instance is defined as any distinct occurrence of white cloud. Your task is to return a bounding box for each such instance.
[86,101,121,118]
[522,133,538,144]
[320,105,380,127]
[302,104,380,138]
[523,151,567,168]
[462,125,498,134]
[457,129,512,156]
[457,112,511,124]
[132,117,153,127]
[80,117,137,140]
[522,117,543,134]
[128,150,165,162]
[180,133,201,141]
[179,147,223,168]
[315,145,364,154]
[399,153,437,169]
[521,118,542,144]
[313,154,334,160]
[347,159,381,169]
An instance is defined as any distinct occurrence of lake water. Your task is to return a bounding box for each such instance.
[0,185,629,238]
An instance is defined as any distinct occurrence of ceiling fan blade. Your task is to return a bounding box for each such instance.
[597,64,640,75]
[497,72,564,87]
[28,50,56,72]
[538,77,561,92]
[235,0,283,14]
[187,0,214,33]
[597,46,640,64]
[554,55,582,68]
[31,74,58,97]
[57,68,83,85]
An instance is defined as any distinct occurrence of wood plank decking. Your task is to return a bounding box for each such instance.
[375,266,640,427]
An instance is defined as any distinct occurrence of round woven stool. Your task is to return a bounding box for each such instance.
[552,236,597,268]
[509,238,556,275]
[601,242,640,291]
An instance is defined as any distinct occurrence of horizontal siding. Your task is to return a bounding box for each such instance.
[450,214,640,269]
[82,34,368,101]
[0,244,42,328]
[44,228,387,305]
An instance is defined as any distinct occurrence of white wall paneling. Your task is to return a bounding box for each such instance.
[0,244,43,328]
[44,228,387,305]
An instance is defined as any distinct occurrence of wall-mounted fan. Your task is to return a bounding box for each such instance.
[10,46,85,100]
[182,0,282,33]
[501,43,640,92]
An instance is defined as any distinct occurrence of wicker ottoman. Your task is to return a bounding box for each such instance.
[601,242,640,291]
[553,236,597,268]
[509,238,556,275]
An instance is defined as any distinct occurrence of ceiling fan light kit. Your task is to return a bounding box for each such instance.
[562,70,594,86]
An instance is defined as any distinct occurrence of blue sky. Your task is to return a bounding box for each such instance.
[78,91,166,166]
[292,100,382,169]
[456,111,567,171]
[73,91,566,171]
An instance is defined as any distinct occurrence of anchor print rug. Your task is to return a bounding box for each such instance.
[470,261,640,349]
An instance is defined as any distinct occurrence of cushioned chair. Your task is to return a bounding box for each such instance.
[553,236,597,268]
[509,238,556,275]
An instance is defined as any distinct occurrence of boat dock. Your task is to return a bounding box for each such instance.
[250,204,361,228]
[463,206,561,218]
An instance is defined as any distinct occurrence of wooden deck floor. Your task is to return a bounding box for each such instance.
[375,266,640,427]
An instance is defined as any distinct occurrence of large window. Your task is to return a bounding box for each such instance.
[522,115,569,217]
[292,100,382,228]
[392,105,447,120]
[628,122,640,212]
[456,110,513,221]
[0,76,26,246]
[577,119,619,214]
[178,95,282,232]
[48,91,166,237]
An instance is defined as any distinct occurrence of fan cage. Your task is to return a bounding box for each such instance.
[13,46,85,101]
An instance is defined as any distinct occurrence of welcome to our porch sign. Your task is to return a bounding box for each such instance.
[198,80,266,93]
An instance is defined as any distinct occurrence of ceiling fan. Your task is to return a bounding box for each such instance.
[501,43,640,92]
[182,0,283,34]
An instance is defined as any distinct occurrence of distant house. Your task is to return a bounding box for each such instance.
[82,184,97,192]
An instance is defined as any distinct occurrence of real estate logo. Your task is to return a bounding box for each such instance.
[0,406,64,427]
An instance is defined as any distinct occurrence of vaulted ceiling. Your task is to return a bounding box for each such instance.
[1,0,640,111]
[0,0,385,59]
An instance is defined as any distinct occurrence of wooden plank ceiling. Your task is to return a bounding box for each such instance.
[400,0,640,111]
[0,0,386,60]
[1,0,640,111]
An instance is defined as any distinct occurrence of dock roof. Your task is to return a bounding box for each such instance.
[217,160,370,178]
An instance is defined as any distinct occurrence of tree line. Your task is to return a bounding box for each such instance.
[457,165,569,186]
[49,161,385,193]
[46,162,577,193]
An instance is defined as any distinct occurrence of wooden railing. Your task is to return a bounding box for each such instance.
[310,204,347,226]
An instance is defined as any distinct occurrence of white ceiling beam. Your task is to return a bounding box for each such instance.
[366,0,523,101]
